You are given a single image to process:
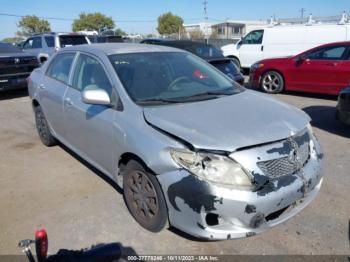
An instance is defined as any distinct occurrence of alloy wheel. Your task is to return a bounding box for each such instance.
[262,72,283,93]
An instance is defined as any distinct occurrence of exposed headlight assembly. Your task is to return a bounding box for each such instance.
[170,149,252,188]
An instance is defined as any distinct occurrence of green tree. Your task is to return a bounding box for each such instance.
[2,36,24,43]
[72,12,115,33]
[115,28,127,36]
[17,15,51,37]
[157,12,184,35]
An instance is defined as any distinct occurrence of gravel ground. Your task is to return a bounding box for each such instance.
[0,88,349,257]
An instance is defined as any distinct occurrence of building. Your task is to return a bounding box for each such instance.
[183,22,213,38]
[211,20,267,40]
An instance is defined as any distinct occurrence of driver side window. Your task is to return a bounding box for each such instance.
[241,30,264,45]
[307,46,347,61]
[23,38,33,49]
[72,54,113,96]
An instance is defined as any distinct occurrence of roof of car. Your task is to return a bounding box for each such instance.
[63,43,186,55]
[161,40,212,47]
[32,32,87,37]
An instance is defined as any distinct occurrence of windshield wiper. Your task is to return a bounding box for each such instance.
[176,90,235,101]
[137,98,183,105]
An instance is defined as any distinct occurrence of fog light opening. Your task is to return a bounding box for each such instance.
[205,213,219,226]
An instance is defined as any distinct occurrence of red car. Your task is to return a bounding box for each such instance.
[249,42,350,95]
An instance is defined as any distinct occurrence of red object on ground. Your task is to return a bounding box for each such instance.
[35,229,48,262]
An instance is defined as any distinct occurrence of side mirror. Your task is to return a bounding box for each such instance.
[296,54,308,63]
[82,88,111,105]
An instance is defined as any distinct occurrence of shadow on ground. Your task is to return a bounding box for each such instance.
[303,105,350,138]
[0,89,28,100]
[58,143,205,241]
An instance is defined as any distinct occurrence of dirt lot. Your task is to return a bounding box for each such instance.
[0,88,349,256]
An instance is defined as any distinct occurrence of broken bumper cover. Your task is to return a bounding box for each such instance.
[158,135,324,240]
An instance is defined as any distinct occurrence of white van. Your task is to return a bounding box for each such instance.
[221,23,350,69]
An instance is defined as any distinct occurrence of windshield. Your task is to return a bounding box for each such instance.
[59,35,88,47]
[0,43,22,53]
[110,52,242,105]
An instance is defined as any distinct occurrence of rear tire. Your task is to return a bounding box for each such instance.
[260,71,284,94]
[123,160,168,232]
[34,105,57,147]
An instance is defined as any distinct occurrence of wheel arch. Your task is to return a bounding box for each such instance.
[32,99,40,108]
[227,55,240,63]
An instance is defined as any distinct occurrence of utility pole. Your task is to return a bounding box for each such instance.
[300,8,305,19]
[203,0,209,43]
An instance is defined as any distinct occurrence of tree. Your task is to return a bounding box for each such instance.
[189,29,204,40]
[72,12,115,33]
[157,12,184,35]
[115,28,127,36]
[2,36,24,43]
[17,15,51,37]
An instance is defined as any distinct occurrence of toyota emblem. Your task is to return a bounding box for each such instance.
[14,58,20,64]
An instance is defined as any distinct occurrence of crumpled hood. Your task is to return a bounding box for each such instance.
[143,90,310,152]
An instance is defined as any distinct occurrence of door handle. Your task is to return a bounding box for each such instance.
[261,45,264,52]
[39,84,45,90]
[64,98,73,107]
[325,62,337,66]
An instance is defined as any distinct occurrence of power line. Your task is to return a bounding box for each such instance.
[0,12,206,23]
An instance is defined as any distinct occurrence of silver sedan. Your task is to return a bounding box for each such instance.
[28,43,324,240]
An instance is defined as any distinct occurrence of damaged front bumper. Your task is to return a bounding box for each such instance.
[157,131,324,240]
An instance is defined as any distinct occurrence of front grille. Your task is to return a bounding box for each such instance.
[0,65,38,76]
[257,131,310,178]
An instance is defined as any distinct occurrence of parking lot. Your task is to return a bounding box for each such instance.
[0,85,349,256]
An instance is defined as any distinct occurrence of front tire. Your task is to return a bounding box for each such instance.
[260,71,284,94]
[123,160,168,232]
[34,105,57,147]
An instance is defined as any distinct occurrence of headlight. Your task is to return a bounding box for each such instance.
[306,123,314,136]
[170,149,252,188]
[251,63,264,71]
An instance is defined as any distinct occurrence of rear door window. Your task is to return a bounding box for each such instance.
[59,35,88,47]
[46,52,76,84]
[45,36,55,47]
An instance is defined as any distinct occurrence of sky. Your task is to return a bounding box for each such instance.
[0,0,349,39]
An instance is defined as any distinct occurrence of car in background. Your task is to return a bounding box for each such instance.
[336,86,350,125]
[153,40,244,85]
[0,42,39,92]
[88,35,124,43]
[221,22,350,70]
[249,42,350,95]
[139,38,166,45]
[22,32,90,63]
[28,43,323,240]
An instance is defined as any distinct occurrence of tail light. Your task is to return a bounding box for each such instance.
[35,229,48,262]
